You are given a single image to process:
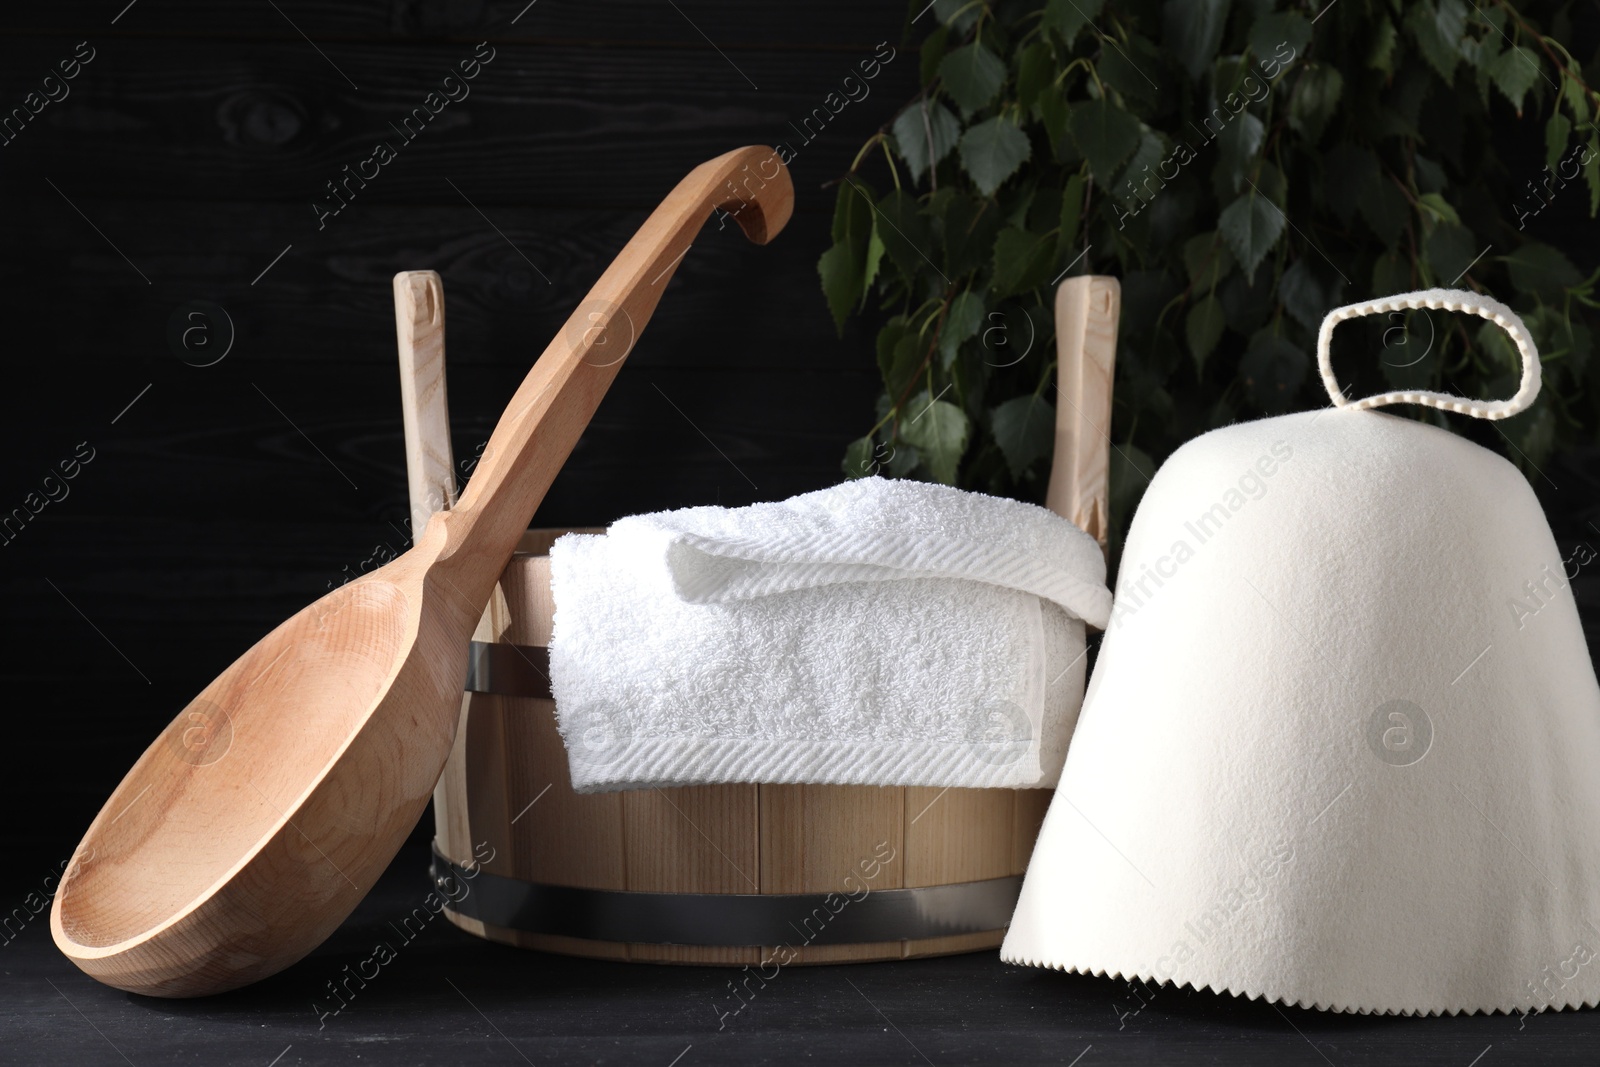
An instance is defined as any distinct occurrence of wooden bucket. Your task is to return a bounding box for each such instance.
[395,269,1119,964]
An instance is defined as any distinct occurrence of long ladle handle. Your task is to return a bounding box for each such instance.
[423,146,793,600]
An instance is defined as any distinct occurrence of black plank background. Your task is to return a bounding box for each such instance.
[0,2,911,866]
[2,3,1599,1064]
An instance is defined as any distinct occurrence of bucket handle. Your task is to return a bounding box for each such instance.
[1316,287,1541,420]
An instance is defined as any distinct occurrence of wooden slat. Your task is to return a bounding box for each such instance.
[500,556,557,645]
[499,696,626,889]
[429,693,475,865]
[1011,789,1053,875]
[2,198,857,370]
[903,787,1014,887]
[626,942,762,965]
[1045,275,1121,544]
[0,365,876,540]
[4,2,907,47]
[622,785,760,895]
[447,923,1002,965]
[459,694,514,878]
[0,39,916,209]
[758,784,904,893]
[394,270,457,534]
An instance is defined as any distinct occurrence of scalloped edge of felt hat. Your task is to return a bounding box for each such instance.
[998,951,1600,1017]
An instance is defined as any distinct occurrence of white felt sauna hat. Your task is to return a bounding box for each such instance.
[1003,288,1600,1015]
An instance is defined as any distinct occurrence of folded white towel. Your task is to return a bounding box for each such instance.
[615,475,1112,627]
[548,478,1107,793]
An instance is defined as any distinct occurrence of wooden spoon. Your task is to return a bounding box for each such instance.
[51,146,794,997]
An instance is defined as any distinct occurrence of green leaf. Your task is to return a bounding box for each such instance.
[1219,267,1274,335]
[1098,35,1164,108]
[1278,259,1330,332]
[936,191,1001,277]
[1477,317,1522,374]
[1321,143,1378,224]
[1378,307,1440,393]
[1502,404,1557,474]
[1387,65,1432,134]
[1183,232,1235,291]
[1058,171,1087,253]
[1214,110,1265,195]
[959,117,1032,197]
[919,22,950,86]
[1435,1,1472,59]
[1036,86,1073,159]
[885,444,923,478]
[1186,295,1227,373]
[1416,192,1460,226]
[1108,443,1155,527]
[900,392,971,484]
[1544,313,1593,384]
[832,179,874,248]
[1016,41,1054,112]
[1164,0,1231,81]
[1372,248,1412,296]
[1406,0,1467,82]
[1458,32,1492,79]
[1100,35,1164,107]
[930,0,979,34]
[1068,98,1141,186]
[1115,131,1166,204]
[1241,330,1308,413]
[1489,45,1541,114]
[891,100,961,184]
[1368,17,1399,73]
[1218,191,1286,282]
[818,242,862,335]
[989,393,1056,478]
[874,189,932,281]
[878,319,925,399]
[1043,0,1104,45]
[1504,242,1581,301]
[1248,11,1312,65]
[864,223,886,295]
[1546,110,1572,173]
[1564,73,1591,126]
[992,227,1056,299]
[1587,135,1600,215]
[1414,154,1447,193]
[842,436,875,479]
[1288,64,1343,144]
[1250,159,1287,203]
[939,43,1007,115]
[1359,176,1408,248]
[940,290,985,368]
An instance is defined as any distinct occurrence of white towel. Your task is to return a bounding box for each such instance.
[548,478,1108,793]
[615,475,1112,624]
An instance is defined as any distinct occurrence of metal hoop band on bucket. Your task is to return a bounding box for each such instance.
[1316,288,1541,420]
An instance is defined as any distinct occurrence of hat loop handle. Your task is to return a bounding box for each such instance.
[1316,288,1541,421]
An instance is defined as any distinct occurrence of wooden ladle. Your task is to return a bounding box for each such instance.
[51,147,793,997]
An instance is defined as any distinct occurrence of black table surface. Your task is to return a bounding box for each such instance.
[5,839,1599,1067]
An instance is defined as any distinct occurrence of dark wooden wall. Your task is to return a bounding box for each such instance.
[0,1,916,865]
[2,3,1597,880]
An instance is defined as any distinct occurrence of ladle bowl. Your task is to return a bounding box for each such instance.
[51,146,793,996]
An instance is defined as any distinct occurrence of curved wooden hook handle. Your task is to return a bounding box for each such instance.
[426,146,793,600]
